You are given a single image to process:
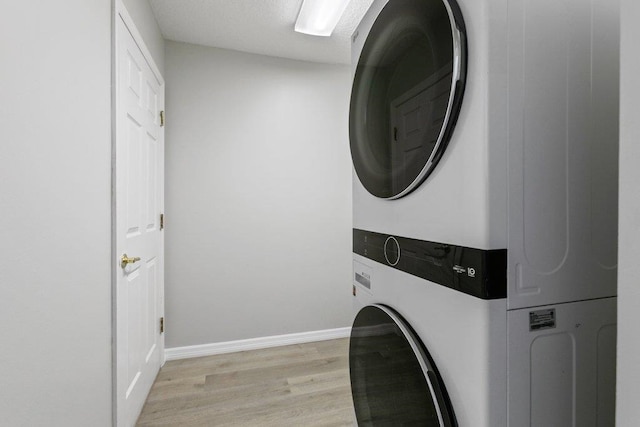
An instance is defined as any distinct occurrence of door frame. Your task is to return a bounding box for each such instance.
[112,1,165,425]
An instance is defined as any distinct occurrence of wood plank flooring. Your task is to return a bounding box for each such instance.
[136,338,356,426]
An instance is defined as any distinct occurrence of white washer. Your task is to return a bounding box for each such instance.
[351,252,506,426]
[348,0,619,425]
[351,256,617,426]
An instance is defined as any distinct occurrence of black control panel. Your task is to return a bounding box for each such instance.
[353,229,507,300]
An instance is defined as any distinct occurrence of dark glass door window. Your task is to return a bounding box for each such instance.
[349,304,455,426]
[350,0,466,199]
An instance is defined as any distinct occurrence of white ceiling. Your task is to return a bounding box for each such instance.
[149,0,375,65]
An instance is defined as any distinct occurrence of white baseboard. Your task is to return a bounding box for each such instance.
[164,327,351,361]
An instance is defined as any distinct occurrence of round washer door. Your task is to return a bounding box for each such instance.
[350,0,467,199]
[349,304,456,426]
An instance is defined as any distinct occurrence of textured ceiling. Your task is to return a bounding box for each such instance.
[149,0,375,64]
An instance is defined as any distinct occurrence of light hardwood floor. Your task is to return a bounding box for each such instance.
[136,338,356,426]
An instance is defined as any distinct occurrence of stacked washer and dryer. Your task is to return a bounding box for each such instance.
[347,0,619,426]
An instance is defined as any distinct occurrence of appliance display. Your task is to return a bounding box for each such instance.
[348,0,620,425]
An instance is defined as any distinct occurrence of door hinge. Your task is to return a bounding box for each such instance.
[160,110,165,127]
[160,213,164,230]
[160,317,165,334]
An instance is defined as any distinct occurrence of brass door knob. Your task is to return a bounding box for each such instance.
[121,253,141,269]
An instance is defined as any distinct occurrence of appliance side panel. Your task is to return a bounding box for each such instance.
[507,297,617,427]
[507,0,619,309]
[596,323,617,426]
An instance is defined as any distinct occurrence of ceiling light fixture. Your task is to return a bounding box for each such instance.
[294,0,351,37]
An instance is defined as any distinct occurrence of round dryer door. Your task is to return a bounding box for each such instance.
[349,304,455,426]
[350,0,467,199]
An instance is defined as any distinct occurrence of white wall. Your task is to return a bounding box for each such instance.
[0,2,112,425]
[121,0,165,73]
[164,41,353,348]
[617,0,640,424]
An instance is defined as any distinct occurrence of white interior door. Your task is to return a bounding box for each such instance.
[115,4,165,426]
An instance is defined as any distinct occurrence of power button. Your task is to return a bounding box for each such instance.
[384,236,400,266]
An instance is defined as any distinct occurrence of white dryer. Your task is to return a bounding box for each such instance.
[350,0,507,250]
[348,0,619,426]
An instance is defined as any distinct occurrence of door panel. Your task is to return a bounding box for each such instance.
[115,8,164,426]
[126,117,142,237]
